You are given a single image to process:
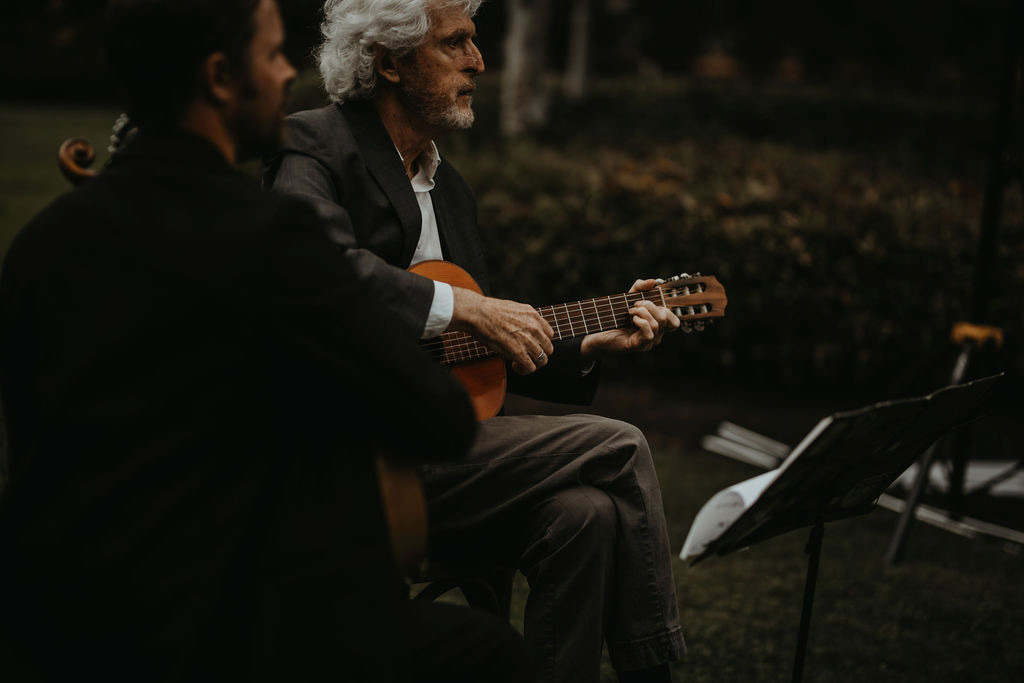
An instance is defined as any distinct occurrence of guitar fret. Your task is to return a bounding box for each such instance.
[563,303,574,337]
[551,305,565,340]
[547,305,569,341]
[591,298,603,330]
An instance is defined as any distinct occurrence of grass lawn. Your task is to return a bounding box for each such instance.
[501,382,1024,682]
[0,103,122,259]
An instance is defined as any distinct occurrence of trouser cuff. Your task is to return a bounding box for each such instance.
[609,626,687,672]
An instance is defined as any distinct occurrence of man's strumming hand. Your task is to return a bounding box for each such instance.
[450,287,554,375]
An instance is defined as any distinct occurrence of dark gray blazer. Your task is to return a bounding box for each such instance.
[264,101,599,405]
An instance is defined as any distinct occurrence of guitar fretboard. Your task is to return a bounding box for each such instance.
[422,288,698,366]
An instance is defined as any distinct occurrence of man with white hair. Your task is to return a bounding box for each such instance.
[265,1,686,681]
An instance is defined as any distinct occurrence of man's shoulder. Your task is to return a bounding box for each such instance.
[283,102,354,158]
[1,176,124,286]
[9,182,106,249]
[287,102,347,131]
[9,161,314,257]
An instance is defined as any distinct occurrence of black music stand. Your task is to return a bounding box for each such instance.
[680,374,1002,683]
[886,0,1023,563]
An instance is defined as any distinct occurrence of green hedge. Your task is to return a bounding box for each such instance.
[288,74,1024,393]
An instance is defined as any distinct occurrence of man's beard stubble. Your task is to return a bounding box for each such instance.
[399,79,475,132]
[234,78,289,162]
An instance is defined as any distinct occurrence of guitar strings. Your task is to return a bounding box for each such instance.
[422,302,715,360]
[420,292,650,356]
[421,288,714,364]
[420,292,709,354]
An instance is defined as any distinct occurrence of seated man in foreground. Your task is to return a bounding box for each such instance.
[0,0,530,680]
[264,1,687,680]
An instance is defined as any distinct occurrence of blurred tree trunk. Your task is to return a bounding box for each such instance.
[501,0,551,137]
[563,0,590,100]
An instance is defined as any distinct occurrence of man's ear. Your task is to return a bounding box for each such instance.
[373,45,401,85]
[198,52,237,106]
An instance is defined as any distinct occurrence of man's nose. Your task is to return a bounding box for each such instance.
[467,41,484,74]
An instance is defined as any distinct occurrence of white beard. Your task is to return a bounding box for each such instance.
[400,81,475,131]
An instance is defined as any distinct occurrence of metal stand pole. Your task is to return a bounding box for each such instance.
[884,0,1019,565]
[793,519,824,683]
[885,344,973,564]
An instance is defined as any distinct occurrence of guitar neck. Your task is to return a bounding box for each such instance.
[538,290,667,340]
[426,290,678,367]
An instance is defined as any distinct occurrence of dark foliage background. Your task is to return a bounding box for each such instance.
[2,0,1021,397]
[0,0,1014,101]
[426,78,1021,396]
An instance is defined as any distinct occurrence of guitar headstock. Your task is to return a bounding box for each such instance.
[653,273,728,332]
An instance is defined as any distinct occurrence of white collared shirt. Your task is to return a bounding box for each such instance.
[402,143,595,377]
[404,141,455,339]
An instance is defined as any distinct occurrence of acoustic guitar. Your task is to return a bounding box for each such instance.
[409,260,728,420]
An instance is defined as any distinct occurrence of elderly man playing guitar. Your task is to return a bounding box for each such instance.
[265,1,704,681]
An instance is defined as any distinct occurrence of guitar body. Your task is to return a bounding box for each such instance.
[375,457,428,573]
[410,260,507,420]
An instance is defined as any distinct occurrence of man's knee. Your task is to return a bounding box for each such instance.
[568,416,655,487]
[576,414,647,447]
[576,415,651,462]
[527,486,618,559]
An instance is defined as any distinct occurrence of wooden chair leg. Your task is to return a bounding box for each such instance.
[413,567,516,620]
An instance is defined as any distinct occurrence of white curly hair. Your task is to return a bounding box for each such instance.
[318,0,483,103]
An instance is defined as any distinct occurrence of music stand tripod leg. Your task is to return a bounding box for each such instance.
[884,343,973,565]
[792,518,824,683]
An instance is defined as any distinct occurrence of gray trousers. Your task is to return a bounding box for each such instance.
[420,414,686,682]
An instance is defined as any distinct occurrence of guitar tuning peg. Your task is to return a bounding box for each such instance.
[655,278,665,285]
[694,321,705,332]
[681,322,693,334]
[670,275,681,281]
[673,307,683,317]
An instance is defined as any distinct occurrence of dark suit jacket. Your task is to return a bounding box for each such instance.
[0,128,476,680]
[264,100,599,406]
